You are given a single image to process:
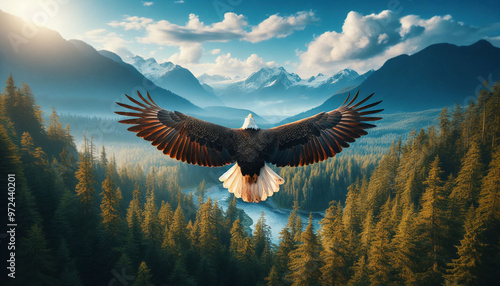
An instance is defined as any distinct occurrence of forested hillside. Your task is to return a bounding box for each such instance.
[1,74,499,285]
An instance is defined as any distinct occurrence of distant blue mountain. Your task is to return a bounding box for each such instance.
[282,40,500,124]
[211,66,372,116]
[123,55,224,107]
[0,10,201,116]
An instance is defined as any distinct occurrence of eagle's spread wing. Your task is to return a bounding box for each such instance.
[264,91,382,167]
[115,92,235,167]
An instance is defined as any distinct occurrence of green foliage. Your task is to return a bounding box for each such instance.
[275,154,380,210]
[287,214,323,286]
[16,224,58,286]
[320,202,352,285]
[450,141,484,211]
[446,207,485,285]
[163,204,189,256]
[75,136,96,209]
[132,261,154,286]
[3,76,500,286]
[100,160,124,235]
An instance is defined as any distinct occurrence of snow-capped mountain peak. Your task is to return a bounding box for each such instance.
[130,55,176,79]
[243,66,302,90]
[323,68,359,85]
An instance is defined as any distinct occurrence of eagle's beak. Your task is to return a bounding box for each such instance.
[250,114,253,118]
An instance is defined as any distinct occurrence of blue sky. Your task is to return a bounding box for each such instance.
[2,0,499,78]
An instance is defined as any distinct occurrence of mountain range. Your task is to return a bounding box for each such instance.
[0,9,267,127]
[200,67,373,115]
[0,10,203,116]
[282,40,500,123]
[1,9,499,128]
[125,55,224,107]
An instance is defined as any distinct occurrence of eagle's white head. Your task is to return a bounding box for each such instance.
[241,113,259,130]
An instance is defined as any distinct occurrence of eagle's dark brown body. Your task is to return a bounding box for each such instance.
[116,91,382,202]
[231,128,273,177]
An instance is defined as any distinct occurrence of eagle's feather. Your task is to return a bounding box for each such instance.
[116,90,382,202]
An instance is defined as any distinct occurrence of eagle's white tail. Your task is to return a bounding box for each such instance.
[219,163,284,202]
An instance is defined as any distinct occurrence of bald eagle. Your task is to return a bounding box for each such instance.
[116,91,382,203]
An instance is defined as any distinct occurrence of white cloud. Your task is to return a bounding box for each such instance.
[486,35,500,46]
[78,29,133,59]
[244,11,317,43]
[107,11,316,64]
[211,49,221,55]
[175,0,185,3]
[168,44,203,64]
[142,1,154,6]
[185,53,277,78]
[136,13,247,45]
[108,16,154,31]
[298,10,499,77]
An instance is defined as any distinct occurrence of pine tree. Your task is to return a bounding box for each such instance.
[196,256,217,286]
[320,202,351,285]
[3,74,16,106]
[287,201,302,242]
[274,227,295,282]
[343,179,363,233]
[240,236,256,264]
[359,210,375,254]
[226,196,238,229]
[391,206,418,284]
[163,204,189,256]
[56,240,83,286]
[349,255,370,286]
[366,140,400,213]
[100,160,124,235]
[169,259,195,286]
[473,146,500,284]
[253,212,271,259]
[198,178,206,204]
[367,199,395,286]
[47,107,64,141]
[114,253,135,282]
[294,215,303,243]
[439,107,451,139]
[16,224,58,285]
[416,156,449,284]
[230,218,246,257]
[158,200,174,232]
[287,214,322,286]
[195,198,219,258]
[212,199,226,248]
[477,146,500,224]
[450,141,484,211]
[127,187,143,227]
[20,131,35,157]
[75,138,96,209]
[100,146,108,171]
[132,261,154,286]
[142,190,161,243]
[19,82,43,124]
[446,207,485,285]
[126,188,144,268]
[265,265,282,286]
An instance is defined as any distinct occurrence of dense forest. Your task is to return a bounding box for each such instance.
[1,74,499,285]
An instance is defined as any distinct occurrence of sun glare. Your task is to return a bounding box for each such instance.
[1,0,73,38]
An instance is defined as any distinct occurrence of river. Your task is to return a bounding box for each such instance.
[183,184,325,245]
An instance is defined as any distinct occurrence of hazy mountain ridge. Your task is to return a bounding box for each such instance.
[281,40,500,124]
[0,10,269,127]
[207,66,372,116]
[101,53,224,107]
[0,10,202,116]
